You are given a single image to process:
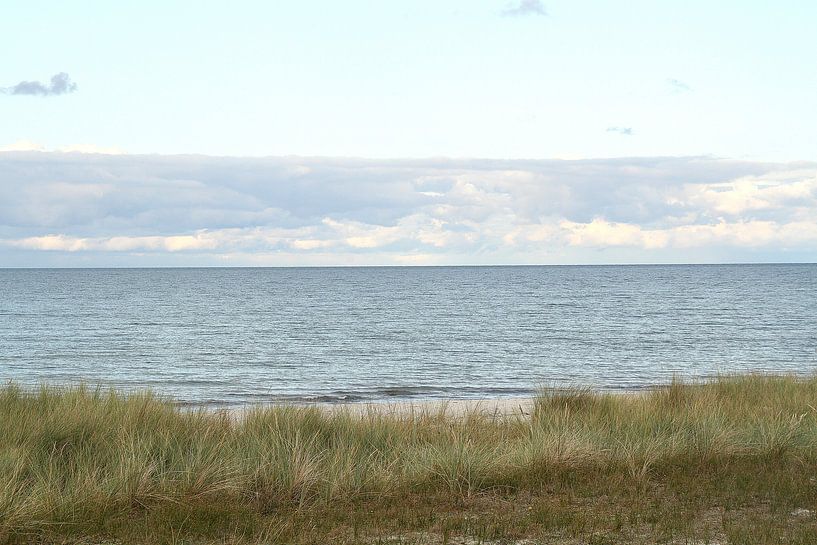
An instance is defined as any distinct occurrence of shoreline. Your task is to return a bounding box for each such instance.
[200,386,658,416]
[218,396,537,420]
[305,396,535,418]
[220,385,679,418]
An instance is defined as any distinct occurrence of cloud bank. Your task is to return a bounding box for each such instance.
[0,153,815,266]
[2,73,77,96]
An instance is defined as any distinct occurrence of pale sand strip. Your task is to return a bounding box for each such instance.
[335,397,534,418]
[228,397,535,420]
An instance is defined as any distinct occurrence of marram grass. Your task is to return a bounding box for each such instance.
[2,375,817,544]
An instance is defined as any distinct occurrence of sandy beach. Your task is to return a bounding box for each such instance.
[319,396,535,418]
[228,396,536,420]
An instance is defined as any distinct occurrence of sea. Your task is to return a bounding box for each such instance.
[1,265,815,407]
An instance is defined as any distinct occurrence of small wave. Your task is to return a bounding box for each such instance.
[267,393,369,403]
[222,385,536,406]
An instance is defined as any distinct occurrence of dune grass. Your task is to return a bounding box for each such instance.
[2,375,817,544]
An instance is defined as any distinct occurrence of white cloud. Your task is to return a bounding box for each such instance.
[560,219,670,249]
[501,0,547,17]
[289,239,333,250]
[1,73,77,96]
[10,232,220,252]
[58,144,126,155]
[12,234,88,252]
[322,218,403,249]
[667,78,692,93]
[606,126,634,136]
[0,140,45,152]
[682,170,817,216]
[555,218,817,251]
[0,140,125,155]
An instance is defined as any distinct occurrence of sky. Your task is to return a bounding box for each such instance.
[1,1,816,266]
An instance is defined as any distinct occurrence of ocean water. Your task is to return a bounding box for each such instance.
[1,265,815,407]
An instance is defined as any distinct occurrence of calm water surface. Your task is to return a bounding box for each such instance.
[1,265,815,406]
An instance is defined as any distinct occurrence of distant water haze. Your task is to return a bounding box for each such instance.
[1,265,815,407]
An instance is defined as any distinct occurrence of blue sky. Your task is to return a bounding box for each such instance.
[1,1,816,265]
[3,0,816,159]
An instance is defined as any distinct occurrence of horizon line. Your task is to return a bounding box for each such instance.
[2,262,815,270]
